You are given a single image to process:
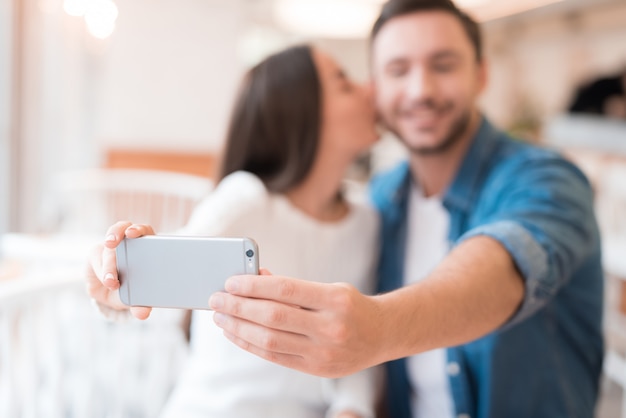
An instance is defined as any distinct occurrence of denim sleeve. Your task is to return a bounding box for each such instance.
[458,154,599,327]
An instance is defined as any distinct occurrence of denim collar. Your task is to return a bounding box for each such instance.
[442,117,500,213]
[379,116,500,216]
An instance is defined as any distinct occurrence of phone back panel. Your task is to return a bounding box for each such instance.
[117,236,259,309]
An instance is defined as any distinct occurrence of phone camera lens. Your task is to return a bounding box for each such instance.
[246,249,254,258]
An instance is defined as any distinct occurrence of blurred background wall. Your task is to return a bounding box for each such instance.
[0,0,13,238]
[482,0,626,133]
[2,0,626,232]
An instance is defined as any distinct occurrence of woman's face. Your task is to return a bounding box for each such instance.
[313,49,379,158]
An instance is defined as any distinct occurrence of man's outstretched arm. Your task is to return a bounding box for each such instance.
[209,235,524,378]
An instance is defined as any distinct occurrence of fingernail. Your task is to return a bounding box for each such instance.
[105,234,116,242]
[225,277,239,293]
[104,272,115,285]
[213,312,226,326]
[209,293,224,309]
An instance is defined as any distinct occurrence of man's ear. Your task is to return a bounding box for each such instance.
[477,58,489,94]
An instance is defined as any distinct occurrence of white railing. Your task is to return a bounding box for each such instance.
[0,235,190,418]
[44,169,213,235]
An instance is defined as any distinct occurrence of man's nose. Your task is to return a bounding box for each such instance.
[405,68,435,102]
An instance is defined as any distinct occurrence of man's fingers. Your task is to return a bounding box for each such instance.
[213,311,310,357]
[209,292,314,335]
[222,330,311,373]
[223,275,331,310]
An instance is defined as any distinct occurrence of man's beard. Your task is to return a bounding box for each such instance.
[385,105,473,156]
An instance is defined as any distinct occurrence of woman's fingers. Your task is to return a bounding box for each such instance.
[86,221,157,317]
[130,306,152,320]
[124,223,155,239]
[101,222,156,290]
[101,246,119,290]
[85,246,126,310]
[104,221,133,249]
[103,221,155,248]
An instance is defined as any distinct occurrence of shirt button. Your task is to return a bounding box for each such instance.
[446,362,461,376]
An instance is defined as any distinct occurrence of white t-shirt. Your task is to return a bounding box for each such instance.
[403,183,455,418]
[159,171,381,418]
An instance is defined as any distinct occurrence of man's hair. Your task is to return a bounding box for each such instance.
[371,0,483,61]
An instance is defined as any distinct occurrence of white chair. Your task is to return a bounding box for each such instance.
[0,234,190,418]
[45,168,213,234]
[595,161,626,418]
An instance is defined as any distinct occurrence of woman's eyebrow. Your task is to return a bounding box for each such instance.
[334,68,347,80]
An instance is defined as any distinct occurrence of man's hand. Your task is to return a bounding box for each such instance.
[209,271,390,378]
[209,236,524,378]
[86,221,155,320]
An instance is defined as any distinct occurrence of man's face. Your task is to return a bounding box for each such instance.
[372,11,486,155]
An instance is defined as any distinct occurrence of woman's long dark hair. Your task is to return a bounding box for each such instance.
[219,45,321,193]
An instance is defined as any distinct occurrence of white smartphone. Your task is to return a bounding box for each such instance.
[116,235,259,309]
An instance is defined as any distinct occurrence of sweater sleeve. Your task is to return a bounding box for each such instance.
[94,172,267,322]
[177,171,268,237]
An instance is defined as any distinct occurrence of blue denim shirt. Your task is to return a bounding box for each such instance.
[370,118,604,418]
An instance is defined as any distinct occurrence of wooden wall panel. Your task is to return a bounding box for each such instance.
[105,149,218,179]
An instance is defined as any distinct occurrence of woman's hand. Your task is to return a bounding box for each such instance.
[86,221,156,320]
[335,411,362,418]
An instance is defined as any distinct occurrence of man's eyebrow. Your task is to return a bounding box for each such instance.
[383,56,408,66]
[381,50,462,67]
[430,50,463,60]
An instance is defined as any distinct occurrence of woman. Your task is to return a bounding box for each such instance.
[87,45,380,418]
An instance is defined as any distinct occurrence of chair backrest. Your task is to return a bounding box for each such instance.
[596,162,626,239]
[47,169,213,234]
[0,232,190,418]
[0,276,189,418]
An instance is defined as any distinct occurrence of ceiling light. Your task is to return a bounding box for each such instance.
[457,0,565,21]
[63,0,89,17]
[273,0,383,39]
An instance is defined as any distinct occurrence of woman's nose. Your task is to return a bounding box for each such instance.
[361,81,374,101]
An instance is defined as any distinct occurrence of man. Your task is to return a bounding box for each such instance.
[208,1,604,417]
